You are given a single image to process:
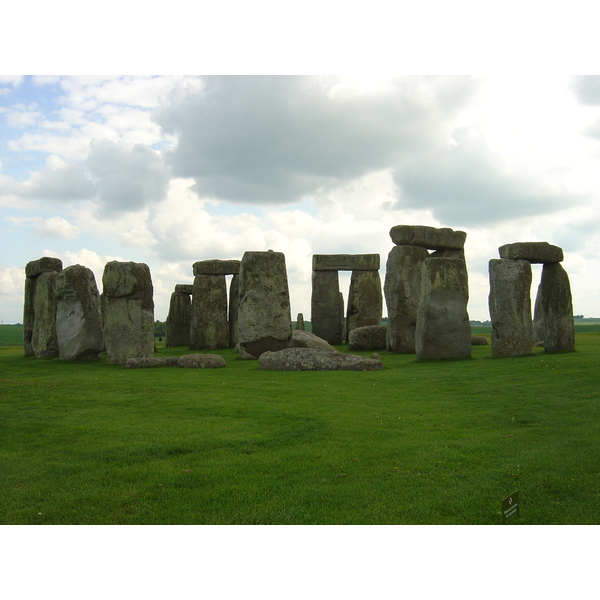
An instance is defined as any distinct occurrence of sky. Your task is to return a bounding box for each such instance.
[2,74,600,324]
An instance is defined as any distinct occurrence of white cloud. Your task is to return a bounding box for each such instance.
[33,216,80,239]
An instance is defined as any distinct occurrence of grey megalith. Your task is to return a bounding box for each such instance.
[346,270,383,337]
[166,288,192,347]
[190,273,229,349]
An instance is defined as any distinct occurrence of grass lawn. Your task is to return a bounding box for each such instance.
[1,328,599,525]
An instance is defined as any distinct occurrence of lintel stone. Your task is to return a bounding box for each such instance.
[312,254,380,271]
[25,257,63,279]
[174,284,193,294]
[498,242,563,264]
[193,259,241,276]
[389,225,466,250]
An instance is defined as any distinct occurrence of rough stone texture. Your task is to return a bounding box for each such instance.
[532,283,546,345]
[31,271,59,358]
[125,356,180,368]
[192,259,240,276]
[237,250,292,359]
[23,257,63,356]
[346,270,383,336]
[102,261,154,365]
[228,273,240,348]
[55,265,104,362]
[190,273,229,349]
[311,270,343,344]
[174,284,193,295]
[390,225,466,251]
[258,347,385,371]
[534,263,575,352]
[416,258,471,360]
[177,353,227,368]
[291,330,338,352]
[384,244,429,353]
[471,336,489,345]
[166,291,192,347]
[488,259,533,357]
[312,254,380,271]
[498,242,563,264]
[25,257,63,279]
[348,325,387,351]
[295,313,305,331]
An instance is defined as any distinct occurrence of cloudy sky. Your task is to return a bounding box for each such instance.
[2,74,600,324]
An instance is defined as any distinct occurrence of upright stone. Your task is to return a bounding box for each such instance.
[190,273,229,349]
[346,270,383,336]
[295,313,306,331]
[384,244,429,353]
[31,271,59,358]
[488,259,533,357]
[229,273,240,348]
[534,263,575,352]
[237,250,292,358]
[101,261,154,364]
[416,257,471,360]
[166,289,192,347]
[311,270,342,344]
[55,265,104,361]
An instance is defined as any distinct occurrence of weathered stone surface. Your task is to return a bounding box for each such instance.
[125,356,179,368]
[166,292,192,347]
[311,270,343,344]
[488,259,533,357]
[384,244,429,353]
[55,265,104,362]
[102,261,154,364]
[258,347,384,371]
[25,257,63,279]
[192,259,240,276]
[498,242,563,263]
[291,330,337,352]
[416,258,471,360]
[190,273,229,349]
[174,284,193,295]
[31,271,59,358]
[471,336,489,345]
[295,313,305,331]
[534,263,575,352]
[346,270,383,336]
[390,225,466,250]
[312,254,380,271]
[237,250,292,358]
[228,273,240,348]
[177,353,227,368]
[348,325,387,351]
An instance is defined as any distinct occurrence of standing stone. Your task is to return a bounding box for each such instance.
[23,257,63,356]
[190,273,229,349]
[55,265,104,361]
[384,244,429,353]
[416,257,471,360]
[229,273,240,348]
[488,259,533,357]
[101,261,154,365]
[532,284,546,345]
[166,290,192,347]
[534,263,575,352]
[31,271,59,358]
[311,270,343,344]
[295,313,306,331]
[346,270,383,336]
[237,250,292,358]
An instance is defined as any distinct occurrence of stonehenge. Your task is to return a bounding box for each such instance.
[166,285,192,347]
[489,242,574,356]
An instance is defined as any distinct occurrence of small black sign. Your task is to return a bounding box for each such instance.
[502,490,520,523]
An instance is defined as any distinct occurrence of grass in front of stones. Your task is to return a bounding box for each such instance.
[1,333,599,524]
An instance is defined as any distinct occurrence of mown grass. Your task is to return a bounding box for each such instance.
[1,330,599,525]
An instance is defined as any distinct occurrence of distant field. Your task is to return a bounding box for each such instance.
[0,325,23,346]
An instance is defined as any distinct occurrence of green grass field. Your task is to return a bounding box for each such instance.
[1,325,599,525]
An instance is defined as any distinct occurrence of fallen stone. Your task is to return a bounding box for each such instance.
[312,254,380,271]
[389,225,466,250]
[498,242,563,263]
[348,325,387,351]
[291,330,338,351]
[125,357,180,368]
[258,347,384,371]
[177,353,227,368]
[471,336,489,345]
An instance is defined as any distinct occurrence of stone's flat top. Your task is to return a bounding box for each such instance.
[193,259,241,275]
[389,225,466,250]
[174,284,193,294]
[312,254,380,271]
[25,257,63,278]
[498,242,563,263]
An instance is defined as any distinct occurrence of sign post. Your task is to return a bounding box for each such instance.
[502,490,520,523]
